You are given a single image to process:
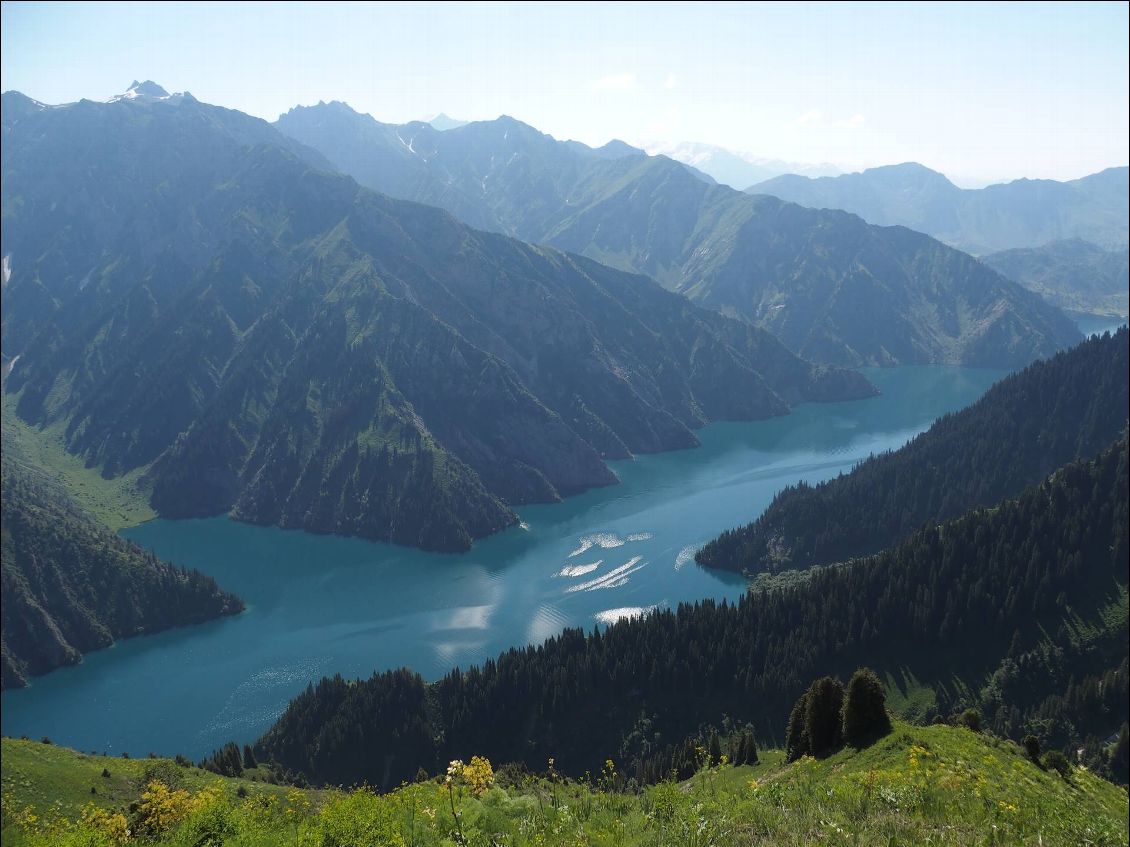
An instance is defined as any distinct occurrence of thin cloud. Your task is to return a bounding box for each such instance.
[796,110,867,129]
[592,72,637,92]
[663,73,677,90]
[834,114,867,129]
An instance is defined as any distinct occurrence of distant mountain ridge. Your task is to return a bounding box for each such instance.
[1,85,870,552]
[749,163,1130,255]
[982,239,1129,318]
[642,139,841,189]
[427,112,468,131]
[275,101,1079,368]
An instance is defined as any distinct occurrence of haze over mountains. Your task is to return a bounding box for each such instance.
[0,84,872,552]
[275,101,1079,367]
[2,0,1129,836]
[982,240,1129,318]
[750,163,1130,256]
[642,140,841,190]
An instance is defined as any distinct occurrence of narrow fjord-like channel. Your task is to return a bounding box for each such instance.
[1,366,1005,759]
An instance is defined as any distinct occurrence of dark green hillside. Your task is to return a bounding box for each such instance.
[750,163,1130,255]
[0,454,242,690]
[276,103,1079,367]
[1,87,869,552]
[257,438,1128,790]
[698,328,1128,573]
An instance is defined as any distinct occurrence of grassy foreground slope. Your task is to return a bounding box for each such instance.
[3,723,1127,846]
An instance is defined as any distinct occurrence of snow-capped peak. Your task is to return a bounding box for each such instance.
[108,80,177,103]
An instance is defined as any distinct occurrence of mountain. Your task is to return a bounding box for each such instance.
[750,163,1130,255]
[108,79,174,102]
[275,102,1079,367]
[427,112,467,131]
[697,329,1129,574]
[0,452,243,690]
[1,85,871,553]
[982,239,1129,318]
[642,139,841,189]
[257,437,1128,789]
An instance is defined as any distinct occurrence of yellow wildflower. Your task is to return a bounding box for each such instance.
[462,756,495,796]
[81,804,130,844]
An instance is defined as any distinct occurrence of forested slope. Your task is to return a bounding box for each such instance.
[698,328,1128,573]
[0,455,243,689]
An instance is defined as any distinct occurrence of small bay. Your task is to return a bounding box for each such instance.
[0,366,1003,759]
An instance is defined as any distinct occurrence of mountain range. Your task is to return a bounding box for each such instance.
[274,101,1080,367]
[750,163,1130,256]
[1,84,871,552]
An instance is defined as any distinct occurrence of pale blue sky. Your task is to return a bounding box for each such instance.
[2,1,1127,184]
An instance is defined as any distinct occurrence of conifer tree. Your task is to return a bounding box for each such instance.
[785,693,810,762]
[842,668,891,746]
[804,677,845,756]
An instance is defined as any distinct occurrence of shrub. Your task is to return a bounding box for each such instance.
[1043,750,1071,778]
[1023,734,1041,764]
[957,709,982,732]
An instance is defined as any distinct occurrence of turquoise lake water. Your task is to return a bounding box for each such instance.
[0,366,1005,760]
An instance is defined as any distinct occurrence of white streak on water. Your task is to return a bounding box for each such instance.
[594,605,659,625]
[565,556,645,593]
[1,255,10,286]
[674,545,700,570]
[567,532,625,558]
[557,560,601,578]
[626,532,653,542]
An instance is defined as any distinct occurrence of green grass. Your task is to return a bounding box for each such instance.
[0,392,155,530]
[0,739,291,822]
[3,722,1127,846]
[880,667,938,721]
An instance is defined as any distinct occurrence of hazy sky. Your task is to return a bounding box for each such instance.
[2,1,1127,184]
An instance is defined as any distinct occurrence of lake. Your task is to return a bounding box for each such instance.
[0,366,1004,760]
